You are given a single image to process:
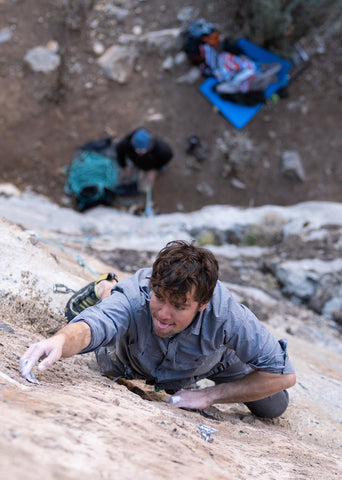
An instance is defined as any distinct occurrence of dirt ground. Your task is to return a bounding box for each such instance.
[1,0,341,214]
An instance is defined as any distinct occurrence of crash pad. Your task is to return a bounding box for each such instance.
[199,38,292,129]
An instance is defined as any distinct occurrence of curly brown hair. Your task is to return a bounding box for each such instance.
[149,240,219,307]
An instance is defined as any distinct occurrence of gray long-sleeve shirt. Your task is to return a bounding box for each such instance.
[71,268,294,391]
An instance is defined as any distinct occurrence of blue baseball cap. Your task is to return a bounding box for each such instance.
[131,129,152,150]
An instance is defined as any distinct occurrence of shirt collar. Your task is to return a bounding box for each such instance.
[188,310,205,335]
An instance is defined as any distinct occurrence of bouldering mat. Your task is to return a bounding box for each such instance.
[199,38,292,129]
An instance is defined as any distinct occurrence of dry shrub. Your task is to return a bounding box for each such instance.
[235,0,336,53]
[0,271,66,336]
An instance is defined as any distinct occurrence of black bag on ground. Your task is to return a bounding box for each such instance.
[215,89,267,105]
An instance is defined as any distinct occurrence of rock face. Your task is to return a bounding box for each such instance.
[1,188,341,326]
[0,188,341,479]
[273,258,342,321]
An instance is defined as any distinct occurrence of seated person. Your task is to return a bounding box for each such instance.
[115,128,173,189]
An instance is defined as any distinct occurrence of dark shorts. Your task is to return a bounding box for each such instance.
[243,390,289,418]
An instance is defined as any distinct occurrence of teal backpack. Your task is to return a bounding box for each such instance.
[65,137,140,211]
[65,149,118,211]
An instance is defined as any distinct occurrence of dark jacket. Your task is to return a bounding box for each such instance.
[115,130,173,171]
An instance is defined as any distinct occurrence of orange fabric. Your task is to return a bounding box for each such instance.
[202,32,220,49]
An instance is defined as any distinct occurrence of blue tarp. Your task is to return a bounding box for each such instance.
[199,38,292,129]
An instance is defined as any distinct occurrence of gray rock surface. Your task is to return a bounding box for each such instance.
[0,185,341,325]
[0,185,341,480]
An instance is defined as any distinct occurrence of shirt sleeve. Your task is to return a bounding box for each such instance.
[224,299,295,375]
[115,136,131,168]
[69,289,132,353]
[152,139,173,169]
